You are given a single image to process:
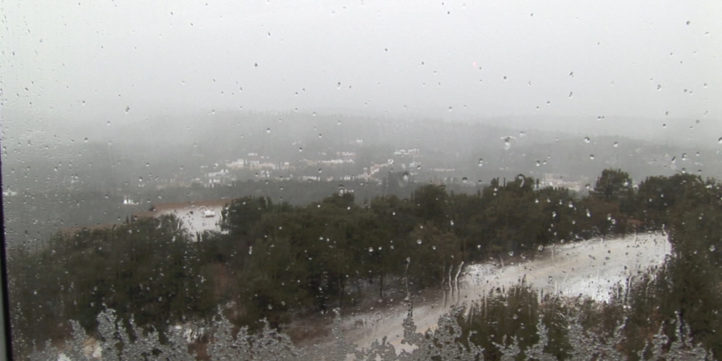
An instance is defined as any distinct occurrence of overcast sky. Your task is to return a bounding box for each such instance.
[2,0,721,141]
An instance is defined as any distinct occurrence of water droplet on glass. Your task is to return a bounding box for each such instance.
[584,136,590,144]
[266,128,271,134]
[710,245,716,252]
[416,239,423,245]
[589,154,595,160]
[657,84,662,91]
[477,158,484,167]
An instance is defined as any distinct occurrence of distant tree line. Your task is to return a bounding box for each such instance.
[8,168,722,359]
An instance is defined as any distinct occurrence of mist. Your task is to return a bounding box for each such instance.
[2,0,721,146]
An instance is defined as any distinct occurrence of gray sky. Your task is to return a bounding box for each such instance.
[2,0,721,141]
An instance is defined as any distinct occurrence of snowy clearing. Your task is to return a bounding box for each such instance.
[151,201,227,236]
[343,232,671,351]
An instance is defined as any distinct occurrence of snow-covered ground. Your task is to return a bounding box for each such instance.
[343,232,672,351]
[154,203,227,236]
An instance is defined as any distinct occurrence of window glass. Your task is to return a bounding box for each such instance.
[2,1,721,360]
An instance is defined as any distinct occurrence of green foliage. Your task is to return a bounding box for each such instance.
[9,215,214,354]
[593,169,633,202]
[609,172,722,359]
[459,285,571,360]
[11,168,722,359]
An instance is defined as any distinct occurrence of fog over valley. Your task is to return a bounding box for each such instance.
[2,1,722,360]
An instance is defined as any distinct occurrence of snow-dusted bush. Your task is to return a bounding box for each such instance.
[28,305,715,361]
